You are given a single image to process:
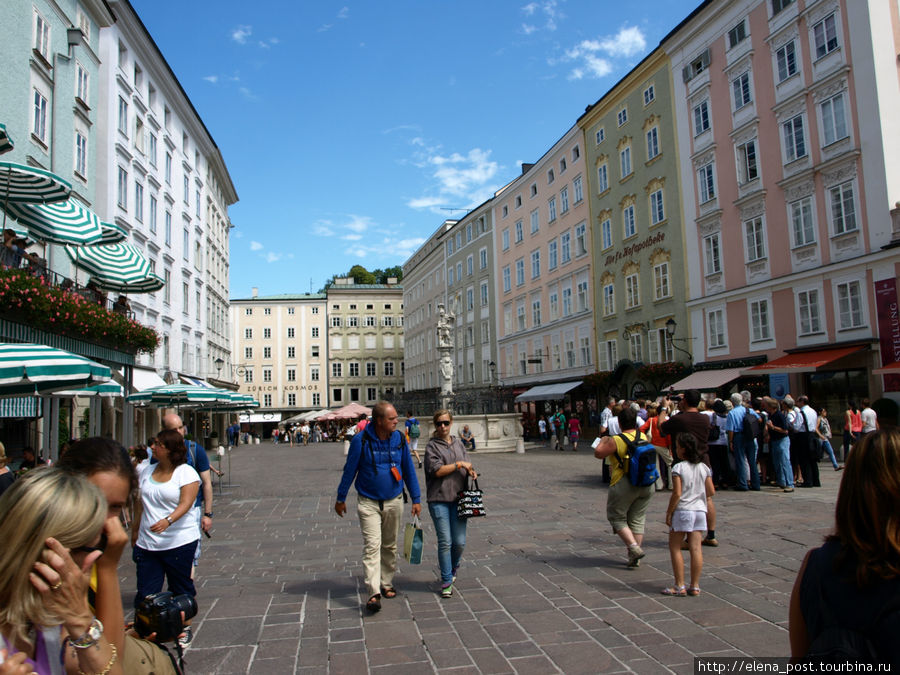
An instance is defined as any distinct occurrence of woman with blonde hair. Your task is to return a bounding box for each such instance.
[424,409,476,599]
[789,429,900,664]
[0,442,14,498]
[0,467,123,674]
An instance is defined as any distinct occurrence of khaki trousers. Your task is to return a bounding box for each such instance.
[357,495,403,598]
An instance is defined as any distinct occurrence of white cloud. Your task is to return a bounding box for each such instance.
[521,23,537,35]
[231,25,252,44]
[250,241,263,251]
[317,23,333,33]
[203,75,218,84]
[337,6,349,19]
[558,25,646,80]
[519,1,559,33]
[430,148,499,198]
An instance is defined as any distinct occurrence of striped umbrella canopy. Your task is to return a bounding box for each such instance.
[3,196,103,244]
[65,243,163,293]
[98,221,127,244]
[48,382,124,398]
[0,161,70,205]
[0,124,13,155]
[126,384,234,408]
[0,343,112,398]
[199,392,260,411]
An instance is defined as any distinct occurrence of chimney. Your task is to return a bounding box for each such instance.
[386,277,398,285]
[251,287,258,298]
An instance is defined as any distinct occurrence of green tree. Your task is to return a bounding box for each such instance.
[348,265,376,285]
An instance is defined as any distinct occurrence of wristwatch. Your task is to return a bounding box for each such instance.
[69,618,104,649]
[204,512,213,518]
[165,516,173,525]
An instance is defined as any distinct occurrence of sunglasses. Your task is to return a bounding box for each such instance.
[72,533,108,556]
[435,420,452,427]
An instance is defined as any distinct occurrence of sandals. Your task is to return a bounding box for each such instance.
[365,594,381,612]
[380,586,397,599]
[687,587,701,596]
[661,586,686,596]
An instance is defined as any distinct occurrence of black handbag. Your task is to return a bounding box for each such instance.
[457,478,486,518]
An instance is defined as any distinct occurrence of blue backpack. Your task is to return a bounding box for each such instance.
[616,430,660,487]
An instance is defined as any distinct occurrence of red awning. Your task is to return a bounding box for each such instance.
[874,361,900,375]
[743,345,866,375]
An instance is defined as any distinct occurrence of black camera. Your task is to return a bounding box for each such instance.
[134,591,198,642]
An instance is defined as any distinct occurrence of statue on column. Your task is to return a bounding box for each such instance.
[436,302,455,398]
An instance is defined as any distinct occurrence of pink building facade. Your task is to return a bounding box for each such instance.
[664,0,900,408]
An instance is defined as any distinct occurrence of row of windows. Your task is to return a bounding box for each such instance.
[501,225,587,292]
[592,82,657,146]
[258,392,321,408]
[503,281,591,334]
[244,306,316,316]
[330,361,397,378]
[501,176,584,251]
[598,330,675,371]
[445,217,487,254]
[600,263,671,316]
[448,248,489,285]
[499,146,582,219]
[595,129,662,194]
[505,336,594,377]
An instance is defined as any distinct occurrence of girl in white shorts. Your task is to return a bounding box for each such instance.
[663,433,715,597]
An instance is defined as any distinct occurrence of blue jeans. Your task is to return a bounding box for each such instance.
[428,501,467,586]
[772,436,793,488]
[733,437,760,490]
[817,438,839,469]
[133,540,198,608]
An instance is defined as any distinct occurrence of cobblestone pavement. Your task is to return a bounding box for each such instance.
[128,440,840,674]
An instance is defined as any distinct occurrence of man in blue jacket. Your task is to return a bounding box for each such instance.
[335,401,421,613]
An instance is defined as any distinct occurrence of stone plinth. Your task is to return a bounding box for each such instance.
[404,414,522,453]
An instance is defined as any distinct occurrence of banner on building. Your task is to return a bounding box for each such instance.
[874,278,900,392]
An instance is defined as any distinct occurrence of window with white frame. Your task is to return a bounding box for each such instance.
[597,163,609,192]
[244,347,252,359]
[574,223,587,256]
[34,11,50,60]
[601,339,618,371]
[466,223,472,241]
[625,273,640,308]
[830,182,857,235]
[643,85,655,105]
[577,280,589,311]
[693,100,710,136]
[503,307,512,334]
[650,189,665,225]
[244,327,252,339]
[601,218,612,250]
[134,182,144,222]
[698,163,716,202]
[617,107,628,126]
[750,299,772,341]
[516,304,526,331]
[149,195,157,233]
[466,255,473,276]
[623,205,636,238]
[466,288,474,311]
[384,362,395,376]
[117,167,128,208]
[654,263,670,299]
[531,250,540,279]
[480,281,488,306]
[772,0,794,15]
[76,63,89,102]
[736,139,758,184]
[547,168,555,184]
[515,220,523,242]
[530,209,539,234]
[745,217,766,262]
[728,19,747,49]
[263,347,272,360]
[515,258,525,286]
[311,326,319,337]
[707,309,726,348]
[549,292,559,320]
[629,333,643,362]
[646,127,659,160]
[837,280,863,329]
[332,363,342,378]
[366,362,376,377]
[565,339,576,367]
[560,187,569,214]
[620,146,632,177]
[821,93,847,145]
[164,211,172,245]
[548,197,557,222]
[732,71,752,110]
[502,265,511,292]
[32,89,48,143]
[448,266,455,286]
[783,115,806,162]
[651,328,675,363]
[798,289,822,334]
[479,247,487,269]
[148,133,157,167]
[501,229,509,250]
[603,283,615,316]
[573,175,583,203]
[776,40,797,82]
[560,232,571,263]
[165,152,172,184]
[791,197,816,246]
[562,287,572,316]
[532,299,541,327]
[75,132,87,177]
[596,127,605,144]
[548,240,558,270]
[704,233,721,275]
[813,13,838,59]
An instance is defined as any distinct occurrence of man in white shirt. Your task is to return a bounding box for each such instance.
[794,396,820,488]
[860,399,878,437]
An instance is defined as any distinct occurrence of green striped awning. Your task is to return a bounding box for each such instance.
[0,124,14,155]
[66,243,164,293]
[49,382,124,398]
[0,396,41,417]
[126,384,233,408]
[0,343,111,397]
[98,221,127,244]
[0,161,71,204]
[3,197,103,244]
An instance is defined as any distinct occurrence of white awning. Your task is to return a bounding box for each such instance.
[515,380,582,403]
[239,413,283,423]
[0,396,41,418]
[667,368,744,392]
[180,375,215,388]
[131,367,167,392]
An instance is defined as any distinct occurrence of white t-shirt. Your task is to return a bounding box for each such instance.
[860,407,877,433]
[137,462,201,550]
[672,461,711,512]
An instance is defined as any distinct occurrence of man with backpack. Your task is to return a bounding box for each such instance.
[405,411,423,468]
[594,406,658,568]
[552,409,566,451]
[725,391,761,491]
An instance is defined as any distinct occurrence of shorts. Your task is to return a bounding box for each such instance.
[606,479,653,535]
[669,509,707,533]
[409,438,419,451]
[569,431,580,442]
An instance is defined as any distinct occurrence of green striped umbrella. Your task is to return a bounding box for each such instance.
[98,221,127,244]
[65,243,163,293]
[0,124,13,155]
[0,343,111,398]
[3,196,103,244]
[126,384,234,408]
[0,161,71,204]
[200,391,260,411]
[49,382,124,398]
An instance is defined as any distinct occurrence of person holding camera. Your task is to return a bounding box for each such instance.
[131,430,200,644]
[0,468,124,675]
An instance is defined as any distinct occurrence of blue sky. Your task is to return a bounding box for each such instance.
[130,0,700,297]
